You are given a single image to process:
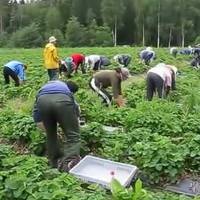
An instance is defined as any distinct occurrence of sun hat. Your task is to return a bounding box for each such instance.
[49,36,57,43]
[121,67,130,80]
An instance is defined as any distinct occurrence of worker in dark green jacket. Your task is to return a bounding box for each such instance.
[33,80,81,172]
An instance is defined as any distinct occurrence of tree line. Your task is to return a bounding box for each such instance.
[0,0,200,48]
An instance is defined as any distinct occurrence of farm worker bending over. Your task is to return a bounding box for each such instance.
[89,68,130,107]
[179,46,193,55]
[113,54,132,67]
[44,36,60,80]
[59,57,75,78]
[140,47,156,65]
[3,60,27,86]
[191,55,200,69]
[33,80,81,172]
[71,53,85,74]
[170,47,178,58]
[193,48,200,57]
[85,55,102,71]
[146,63,177,101]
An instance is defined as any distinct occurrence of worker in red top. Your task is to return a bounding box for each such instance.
[71,53,85,74]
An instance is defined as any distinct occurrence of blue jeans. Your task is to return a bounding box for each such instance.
[47,69,59,80]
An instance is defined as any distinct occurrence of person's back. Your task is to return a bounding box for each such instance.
[88,55,100,63]
[148,63,171,81]
[93,70,118,88]
[180,48,192,55]
[5,60,23,72]
[71,54,84,64]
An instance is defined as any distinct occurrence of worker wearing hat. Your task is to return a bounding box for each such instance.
[44,36,60,80]
[89,68,130,107]
[146,63,177,100]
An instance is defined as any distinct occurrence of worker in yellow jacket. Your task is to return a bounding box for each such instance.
[44,36,60,80]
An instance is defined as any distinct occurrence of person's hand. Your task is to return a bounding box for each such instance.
[115,95,126,107]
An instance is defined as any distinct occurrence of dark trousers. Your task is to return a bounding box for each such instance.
[74,62,86,74]
[3,66,20,86]
[146,72,164,101]
[37,94,80,168]
[47,69,59,80]
[93,60,101,71]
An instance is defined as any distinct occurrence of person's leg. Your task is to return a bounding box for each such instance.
[101,88,112,105]
[154,75,164,98]
[53,94,80,171]
[145,58,150,66]
[3,67,10,84]
[9,69,20,86]
[51,69,59,80]
[47,69,52,80]
[37,95,61,167]
[89,78,111,106]
[80,62,86,74]
[171,72,176,90]
[146,72,155,101]
[125,56,131,67]
[94,60,101,71]
[55,96,80,159]
[4,67,20,86]
[48,69,59,80]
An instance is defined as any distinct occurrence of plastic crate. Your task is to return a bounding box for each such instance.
[69,155,138,189]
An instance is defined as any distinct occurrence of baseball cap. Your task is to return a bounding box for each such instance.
[121,67,130,80]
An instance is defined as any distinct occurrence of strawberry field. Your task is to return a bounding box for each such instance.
[1,47,200,199]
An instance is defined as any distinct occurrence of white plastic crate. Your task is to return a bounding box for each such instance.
[69,155,138,189]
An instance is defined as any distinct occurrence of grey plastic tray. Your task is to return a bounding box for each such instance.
[69,155,138,189]
[165,178,200,196]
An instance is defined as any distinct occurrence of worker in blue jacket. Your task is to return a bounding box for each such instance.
[33,80,81,172]
[3,60,27,86]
